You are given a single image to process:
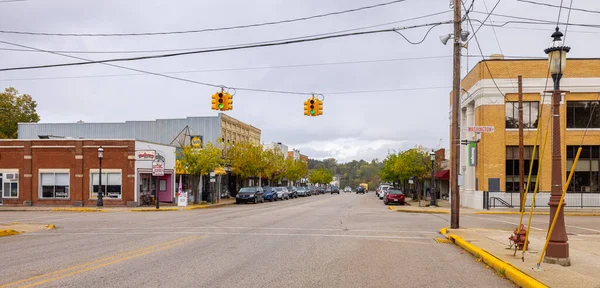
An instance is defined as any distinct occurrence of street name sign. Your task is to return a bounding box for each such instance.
[468,126,494,133]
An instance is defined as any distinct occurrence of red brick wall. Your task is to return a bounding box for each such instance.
[0,140,135,207]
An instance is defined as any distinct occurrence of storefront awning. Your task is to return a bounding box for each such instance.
[436,169,450,180]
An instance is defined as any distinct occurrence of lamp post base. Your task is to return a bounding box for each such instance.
[543,255,571,267]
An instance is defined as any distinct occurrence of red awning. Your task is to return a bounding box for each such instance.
[435,169,450,180]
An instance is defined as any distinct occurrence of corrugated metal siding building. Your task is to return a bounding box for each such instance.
[18,114,261,146]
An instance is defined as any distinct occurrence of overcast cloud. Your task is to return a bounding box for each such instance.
[1,0,598,162]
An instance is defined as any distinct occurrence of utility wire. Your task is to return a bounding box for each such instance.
[467,0,502,42]
[518,0,600,15]
[0,21,452,72]
[0,10,451,55]
[0,55,453,82]
[0,0,410,37]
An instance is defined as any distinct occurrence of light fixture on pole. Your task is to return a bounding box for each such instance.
[543,27,570,266]
[97,146,104,208]
[430,150,437,207]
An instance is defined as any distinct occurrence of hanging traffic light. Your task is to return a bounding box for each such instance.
[303,99,311,116]
[217,92,225,110]
[314,99,323,116]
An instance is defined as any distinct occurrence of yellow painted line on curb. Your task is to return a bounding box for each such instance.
[396,209,450,214]
[51,208,106,212]
[0,230,22,237]
[130,207,179,212]
[445,232,548,288]
[185,205,209,210]
[0,236,202,288]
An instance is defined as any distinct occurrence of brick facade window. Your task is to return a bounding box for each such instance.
[566,146,600,193]
[0,172,19,198]
[506,146,538,193]
[40,172,70,199]
[566,101,600,128]
[505,101,539,129]
[91,172,122,199]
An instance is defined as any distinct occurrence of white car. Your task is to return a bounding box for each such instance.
[377,185,391,199]
[344,186,352,192]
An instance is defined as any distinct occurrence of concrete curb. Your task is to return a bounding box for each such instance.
[186,202,235,210]
[130,207,179,212]
[51,208,106,212]
[475,211,600,216]
[396,209,450,214]
[439,228,548,288]
[0,229,22,237]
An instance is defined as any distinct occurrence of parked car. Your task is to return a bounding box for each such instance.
[236,187,265,204]
[308,186,317,196]
[344,186,352,192]
[383,188,405,205]
[317,187,325,194]
[377,185,391,198]
[286,186,298,198]
[262,186,276,202]
[356,186,366,194]
[296,187,309,197]
[331,186,340,194]
[378,186,390,200]
[273,187,289,200]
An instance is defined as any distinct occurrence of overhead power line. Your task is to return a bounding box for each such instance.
[517,0,600,15]
[0,0,411,37]
[0,21,452,72]
[0,10,451,54]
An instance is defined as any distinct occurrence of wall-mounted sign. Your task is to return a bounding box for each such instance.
[468,126,495,133]
[136,150,156,161]
[468,143,477,167]
[152,153,165,176]
[190,135,203,148]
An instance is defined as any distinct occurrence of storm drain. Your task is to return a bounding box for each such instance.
[434,237,453,244]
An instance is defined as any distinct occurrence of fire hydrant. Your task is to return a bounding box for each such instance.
[509,224,529,250]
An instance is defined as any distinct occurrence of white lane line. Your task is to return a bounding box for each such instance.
[5,214,90,223]
[492,216,600,234]
[24,231,433,240]
[70,226,439,234]
[463,215,544,231]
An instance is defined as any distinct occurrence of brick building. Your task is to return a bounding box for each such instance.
[453,57,600,209]
[0,139,175,207]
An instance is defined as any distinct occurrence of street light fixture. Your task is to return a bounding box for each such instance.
[544,27,570,266]
[97,146,104,207]
[430,150,437,207]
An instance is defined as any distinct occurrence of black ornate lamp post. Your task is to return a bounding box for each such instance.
[97,146,104,207]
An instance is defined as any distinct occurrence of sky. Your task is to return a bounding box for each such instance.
[0,0,598,163]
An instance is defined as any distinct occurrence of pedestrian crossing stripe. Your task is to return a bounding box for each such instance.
[434,237,453,243]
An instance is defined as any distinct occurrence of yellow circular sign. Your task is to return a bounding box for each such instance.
[191,136,202,148]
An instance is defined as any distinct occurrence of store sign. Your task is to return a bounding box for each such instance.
[190,135,203,148]
[177,192,188,207]
[136,150,156,161]
[468,143,477,167]
[152,154,165,176]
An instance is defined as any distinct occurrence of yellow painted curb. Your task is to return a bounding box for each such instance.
[396,209,450,214]
[475,211,600,216]
[439,227,448,235]
[185,205,210,210]
[52,208,106,212]
[45,224,56,230]
[446,232,548,288]
[0,229,22,237]
[130,207,179,212]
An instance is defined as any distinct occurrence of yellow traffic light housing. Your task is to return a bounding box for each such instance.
[303,99,311,116]
[211,93,219,110]
[224,92,233,110]
[314,99,323,116]
[217,92,225,110]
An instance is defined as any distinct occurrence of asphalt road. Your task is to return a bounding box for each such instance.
[0,193,514,288]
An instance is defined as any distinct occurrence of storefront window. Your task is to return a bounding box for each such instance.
[91,172,122,199]
[506,146,538,193]
[40,172,70,199]
[566,146,600,193]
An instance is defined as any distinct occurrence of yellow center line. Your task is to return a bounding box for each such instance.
[0,236,202,288]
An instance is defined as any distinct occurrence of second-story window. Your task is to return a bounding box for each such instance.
[566,101,600,128]
[505,101,539,129]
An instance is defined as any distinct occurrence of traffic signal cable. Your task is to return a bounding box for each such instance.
[0,0,410,37]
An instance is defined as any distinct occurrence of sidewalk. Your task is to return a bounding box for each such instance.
[0,198,236,212]
[395,200,600,216]
[443,228,600,288]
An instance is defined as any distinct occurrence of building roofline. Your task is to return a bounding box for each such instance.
[17,115,221,126]
[0,138,176,147]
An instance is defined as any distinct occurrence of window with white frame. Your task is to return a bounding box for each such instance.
[91,172,122,199]
[1,172,19,198]
[40,172,70,199]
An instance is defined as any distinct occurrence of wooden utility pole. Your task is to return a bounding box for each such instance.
[518,75,525,210]
[450,0,462,229]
